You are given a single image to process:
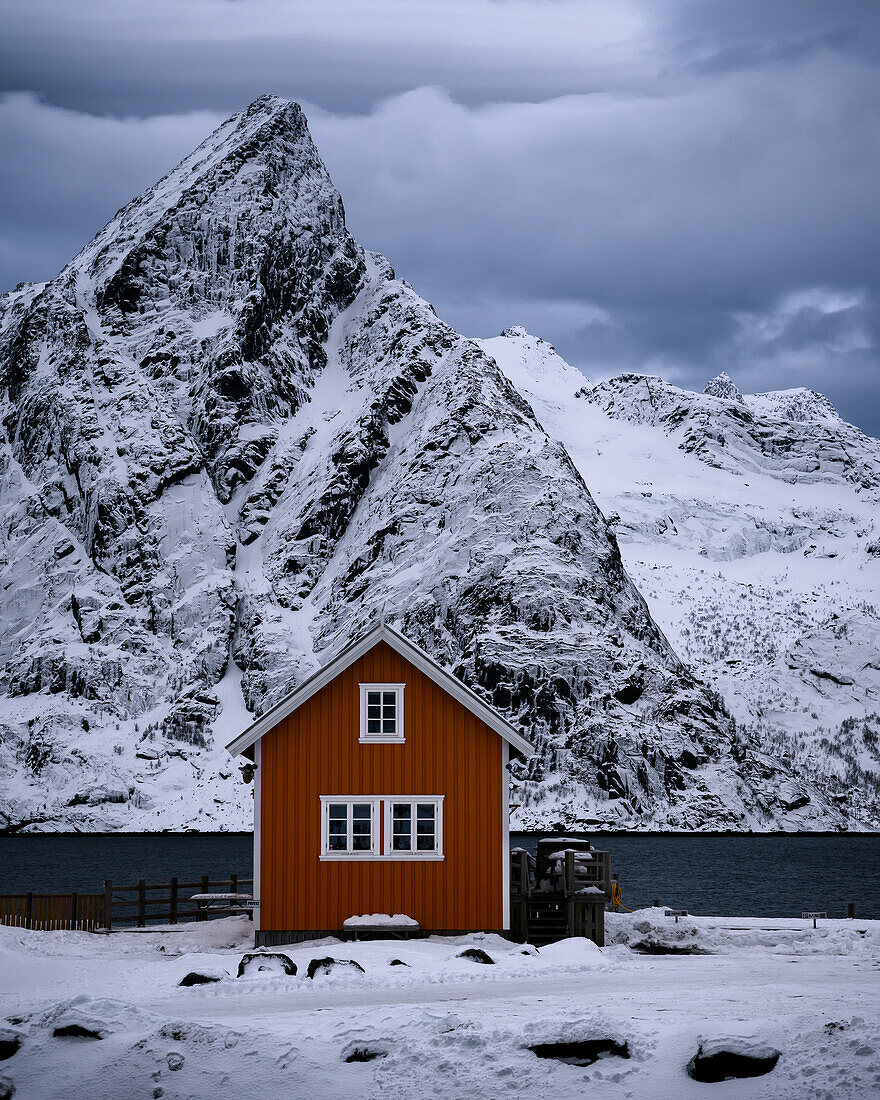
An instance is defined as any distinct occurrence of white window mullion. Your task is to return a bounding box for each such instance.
[359,684,406,743]
[322,795,443,860]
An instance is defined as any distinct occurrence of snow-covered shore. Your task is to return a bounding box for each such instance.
[1,910,878,1098]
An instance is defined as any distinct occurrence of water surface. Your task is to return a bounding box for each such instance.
[1,833,876,919]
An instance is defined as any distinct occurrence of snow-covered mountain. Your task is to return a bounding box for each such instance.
[480,329,880,826]
[0,96,872,832]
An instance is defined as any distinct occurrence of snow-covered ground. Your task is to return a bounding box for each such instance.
[1,912,877,1098]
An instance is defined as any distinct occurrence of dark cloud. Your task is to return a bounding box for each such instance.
[0,1,655,116]
[1,1,879,434]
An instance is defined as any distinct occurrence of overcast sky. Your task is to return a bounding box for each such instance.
[2,0,879,433]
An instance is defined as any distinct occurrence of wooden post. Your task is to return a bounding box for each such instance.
[169,878,178,925]
[200,875,209,921]
[848,902,855,919]
[25,892,33,931]
[230,874,238,895]
[564,850,575,897]
[104,880,113,931]
[70,892,78,931]
[653,898,660,908]
[137,878,146,927]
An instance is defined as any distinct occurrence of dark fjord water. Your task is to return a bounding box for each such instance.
[0,833,877,919]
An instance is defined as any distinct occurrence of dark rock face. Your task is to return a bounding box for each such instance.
[687,1043,780,1082]
[179,970,225,986]
[0,1029,21,1061]
[236,952,296,977]
[528,1038,630,1066]
[306,957,365,979]
[456,948,495,964]
[52,1024,103,1040]
[343,1047,387,1063]
[0,94,833,830]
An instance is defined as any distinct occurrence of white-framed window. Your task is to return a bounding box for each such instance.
[359,683,405,743]
[319,797,380,858]
[319,795,444,861]
[385,797,444,859]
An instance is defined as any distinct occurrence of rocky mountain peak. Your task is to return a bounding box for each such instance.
[482,327,589,404]
[703,371,744,402]
[1,96,866,832]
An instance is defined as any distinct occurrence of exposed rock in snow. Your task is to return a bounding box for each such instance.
[0,95,874,831]
[703,372,743,403]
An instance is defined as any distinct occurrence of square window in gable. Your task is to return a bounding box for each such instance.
[359,683,405,743]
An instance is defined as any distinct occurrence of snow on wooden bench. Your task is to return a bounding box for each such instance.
[342,913,420,938]
[189,893,258,909]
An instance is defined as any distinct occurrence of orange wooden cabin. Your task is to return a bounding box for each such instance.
[226,624,534,946]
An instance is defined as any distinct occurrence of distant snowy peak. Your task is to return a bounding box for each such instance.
[70,95,343,289]
[475,327,589,408]
[703,372,744,403]
[705,370,843,425]
[581,373,879,492]
[745,387,843,426]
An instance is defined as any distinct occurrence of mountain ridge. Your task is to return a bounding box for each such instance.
[480,327,880,827]
[0,96,871,831]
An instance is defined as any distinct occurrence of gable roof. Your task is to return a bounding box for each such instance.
[225,623,534,758]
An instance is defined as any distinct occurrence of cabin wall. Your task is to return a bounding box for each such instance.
[259,641,505,932]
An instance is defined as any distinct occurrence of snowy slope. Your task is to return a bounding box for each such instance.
[479,331,880,825]
[0,96,869,832]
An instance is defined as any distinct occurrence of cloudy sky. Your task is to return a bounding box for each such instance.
[3,0,879,432]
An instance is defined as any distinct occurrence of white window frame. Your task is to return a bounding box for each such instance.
[383,796,444,860]
[319,796,381,859]
[359,683,405,743]
[319,795,444,861]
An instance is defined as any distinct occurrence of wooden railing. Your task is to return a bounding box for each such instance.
[511,845,611,899]
[0,893,103,931]
[103,875,254,928]
[510,848,532,898]
[509,843,611,946]
[0,875,253,932]
[563,849,610,896]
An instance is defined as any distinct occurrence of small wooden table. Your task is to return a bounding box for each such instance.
[189,893,258,921]
[342,920,420,941]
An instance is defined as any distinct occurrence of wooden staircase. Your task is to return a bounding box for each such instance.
[510,838,611,947]
[525,899,569,945]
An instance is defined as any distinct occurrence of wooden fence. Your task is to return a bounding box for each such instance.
[103,875,253,929]
[0,875,253,932]
[0,893,104,931]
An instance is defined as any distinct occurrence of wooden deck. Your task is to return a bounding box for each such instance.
[510,838,611,946]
